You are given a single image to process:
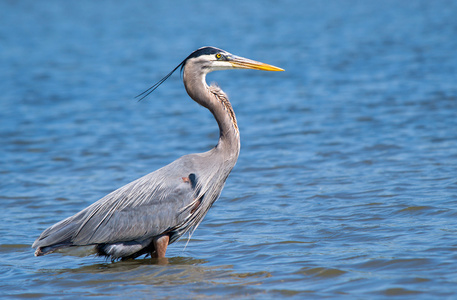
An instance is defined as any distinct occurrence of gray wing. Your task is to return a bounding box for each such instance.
[33,154,201,249]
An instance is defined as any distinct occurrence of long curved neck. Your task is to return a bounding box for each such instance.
[183,67,240,159]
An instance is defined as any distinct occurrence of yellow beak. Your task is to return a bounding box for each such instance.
[229,55,284,71]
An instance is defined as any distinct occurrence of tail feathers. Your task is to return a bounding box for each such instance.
[35,243,98,257]
[34,243,72,256]
[32,217,79,250]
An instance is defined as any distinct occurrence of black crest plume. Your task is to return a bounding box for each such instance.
[135,61,185,102]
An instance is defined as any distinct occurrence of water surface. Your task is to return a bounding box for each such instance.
[1,0,457,298]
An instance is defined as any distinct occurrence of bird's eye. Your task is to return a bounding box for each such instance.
[215,53,222,59]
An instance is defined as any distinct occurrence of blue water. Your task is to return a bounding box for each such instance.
[1,0,457,298]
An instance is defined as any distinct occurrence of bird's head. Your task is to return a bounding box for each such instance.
[136,46,283,101]
[182,46,284,73]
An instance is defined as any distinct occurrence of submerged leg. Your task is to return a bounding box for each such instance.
[152,234,170,258]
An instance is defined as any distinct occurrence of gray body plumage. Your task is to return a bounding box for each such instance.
[32,46,281,260]
[34,143,236,259]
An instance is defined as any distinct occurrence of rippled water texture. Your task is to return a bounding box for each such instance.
[1,0,457,298]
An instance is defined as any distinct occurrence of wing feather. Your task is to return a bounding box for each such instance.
[33,154,199,248]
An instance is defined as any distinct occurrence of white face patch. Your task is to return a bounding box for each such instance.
[193,54,235,73]
[211,60,235,71]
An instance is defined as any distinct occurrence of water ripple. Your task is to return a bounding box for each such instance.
[2,0,457,298]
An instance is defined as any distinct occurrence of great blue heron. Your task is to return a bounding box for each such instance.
[32,46,283,260]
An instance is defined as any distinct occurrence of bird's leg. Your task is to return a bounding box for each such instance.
[152,234,170,258]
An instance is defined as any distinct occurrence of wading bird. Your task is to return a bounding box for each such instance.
[32,46,283,260]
